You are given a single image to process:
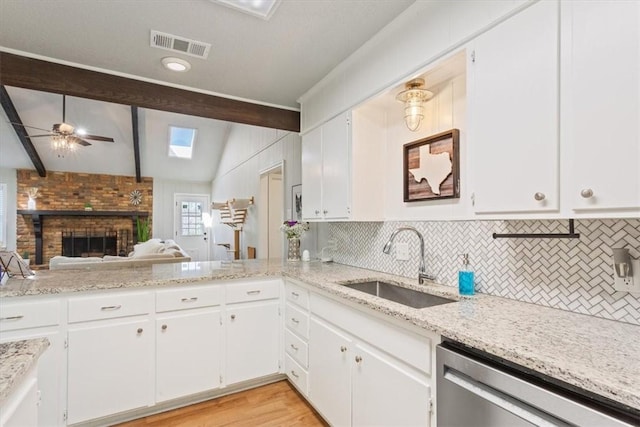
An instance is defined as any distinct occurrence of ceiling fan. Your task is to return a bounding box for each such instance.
[16,94,115,149]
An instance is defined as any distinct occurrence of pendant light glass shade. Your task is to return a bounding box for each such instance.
[396,78,433,132]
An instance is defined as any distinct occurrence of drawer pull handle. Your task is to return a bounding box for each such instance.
[181,297,198,302]
[291,292,299,298]
[355,355,363,364]
[231,314,236,320]
[161,324,168,330]
[137,328,143,334]
[290,344,299,351]
[534,192,546,201]
[340,346,347,353]
[101,305,122,311]
[0,315,24,321]
[246,290,261,295]
[291,318,300,324]
[290,370,299,379]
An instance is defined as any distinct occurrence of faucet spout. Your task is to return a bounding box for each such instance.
[382,226,434,284]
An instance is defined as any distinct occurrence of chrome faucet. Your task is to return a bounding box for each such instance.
[383,226,435,284]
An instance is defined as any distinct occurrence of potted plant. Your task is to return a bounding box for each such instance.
[136,217,151,243]
[280,221,309,261]
[84,202,93,211]
[21,251,30,266]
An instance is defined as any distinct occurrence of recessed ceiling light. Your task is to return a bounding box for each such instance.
[161,57,191,72]
[212,0,281,20]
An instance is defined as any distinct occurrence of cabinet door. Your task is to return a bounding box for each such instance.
[471,0,559,213]
[225,300,279,385]
[67,318,153,424]
[352,343,431,427]
[322,113,351,219]
[156,310,221,402]
[563,0,640,213]
[308,317,352,426]
[301,126,323,220]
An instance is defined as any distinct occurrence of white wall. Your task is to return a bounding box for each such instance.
[211,123,318,260]
[299,0,530,132]
[0,168,17,250]
[152,179,212,240]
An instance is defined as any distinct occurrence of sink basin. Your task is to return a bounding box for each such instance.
[342,280,455,309]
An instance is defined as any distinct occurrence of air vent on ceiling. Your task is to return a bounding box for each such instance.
[150,30,211,59]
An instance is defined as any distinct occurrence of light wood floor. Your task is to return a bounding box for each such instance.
[116,381,327,427]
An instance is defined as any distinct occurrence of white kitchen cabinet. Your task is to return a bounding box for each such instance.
[156,310,222,402]
[0,366,38,427]
[0,298,64,427]
[225,300,280,385]
[470,0,560,214]
[284,282,310,395]
[308,317,352,426]
[301,110,384,221]
[561,0,640,215]
[66,291,154,423]
[307,291,435,427]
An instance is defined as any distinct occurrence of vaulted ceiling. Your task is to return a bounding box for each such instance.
[0,0,416,181]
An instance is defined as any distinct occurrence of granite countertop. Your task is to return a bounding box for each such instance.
[1,259,639,414]
[0,338,50,404]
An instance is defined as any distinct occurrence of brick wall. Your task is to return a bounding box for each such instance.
[16,170,153,265]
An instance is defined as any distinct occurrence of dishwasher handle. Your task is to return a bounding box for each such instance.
[443,367,568,427]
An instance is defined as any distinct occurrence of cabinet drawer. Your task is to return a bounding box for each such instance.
[156,285,223,312]
[285,354,308,397]
[285,302,309,340]
[285,329,308,368]
[225,279,280,304]
[285,282,309,309]
[0,299,60,332]
[68,291,153,323]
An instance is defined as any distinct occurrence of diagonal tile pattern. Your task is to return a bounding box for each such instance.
[328,219,640,325]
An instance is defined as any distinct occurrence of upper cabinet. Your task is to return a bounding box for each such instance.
[301,111,384,221]
[469,0,560,214]
[560,0,640,216]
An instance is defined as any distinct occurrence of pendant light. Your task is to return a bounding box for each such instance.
[396,78,433,132]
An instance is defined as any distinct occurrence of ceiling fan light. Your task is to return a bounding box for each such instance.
[161,57,191,72]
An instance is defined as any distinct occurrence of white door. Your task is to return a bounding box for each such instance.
[322,112,351,219]
[301,126,323,220]
[470,0,559,214]
[259,170,284,259]
[174,194,210,261]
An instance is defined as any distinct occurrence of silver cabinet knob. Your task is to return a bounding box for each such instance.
[315,210,320,215]
[323,210,328,214]
[340,346,347,353]
[161,324,167,331]
[534,192,546,201]
[290,370,299,379]
[137,328,143,334]
[230,314,236,320]
[355,355,362,363]
[580,188,594,199]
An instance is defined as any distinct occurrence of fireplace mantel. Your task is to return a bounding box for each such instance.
[17,210,149,265]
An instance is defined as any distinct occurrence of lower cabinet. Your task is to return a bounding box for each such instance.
[225,300,280,385]
[156,310,222,402]
[0,366,39,427]
[307,291,435,427]
[67,318,154,424]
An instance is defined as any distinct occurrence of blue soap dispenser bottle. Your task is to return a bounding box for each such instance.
[458,253,475,296]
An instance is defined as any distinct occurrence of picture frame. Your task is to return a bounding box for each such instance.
[403,129,460,202]
[291,184,303,221]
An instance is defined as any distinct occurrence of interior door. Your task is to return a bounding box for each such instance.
[174,194,210,261]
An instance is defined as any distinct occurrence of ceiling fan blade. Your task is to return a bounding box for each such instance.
[72,137,92,147]
[82,134,114,142]
[8,122,52,133]
[28,134,54,138]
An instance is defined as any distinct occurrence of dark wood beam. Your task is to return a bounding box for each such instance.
[0,52,300,132]
[0,85,46,177]
[131,106,141,183]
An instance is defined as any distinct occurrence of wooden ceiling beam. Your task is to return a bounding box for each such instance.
[0,52,300,132]
[0,85,46,177]
[131,106,141,183]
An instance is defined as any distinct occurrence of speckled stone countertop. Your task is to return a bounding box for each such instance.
[1,259,639,414]
[0,338,50,404]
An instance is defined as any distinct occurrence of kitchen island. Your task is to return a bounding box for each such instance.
[1,259,638,422]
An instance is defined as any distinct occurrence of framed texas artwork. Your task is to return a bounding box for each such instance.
[403,129,460,202]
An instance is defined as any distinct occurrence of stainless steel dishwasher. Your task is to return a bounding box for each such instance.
[436,341,639,427]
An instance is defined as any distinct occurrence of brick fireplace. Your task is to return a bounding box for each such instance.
[16,170,153,265]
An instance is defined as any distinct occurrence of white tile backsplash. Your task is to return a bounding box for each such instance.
[329,219,640,325]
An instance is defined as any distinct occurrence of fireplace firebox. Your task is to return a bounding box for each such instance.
[62,230,119,257]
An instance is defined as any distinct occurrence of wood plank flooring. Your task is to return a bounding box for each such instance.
[116,381,327,427]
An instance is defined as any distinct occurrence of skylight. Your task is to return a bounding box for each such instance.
[212,0,281,20]
[168,126,197,159]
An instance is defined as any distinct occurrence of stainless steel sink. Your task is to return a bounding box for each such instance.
[342,280,455,309]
